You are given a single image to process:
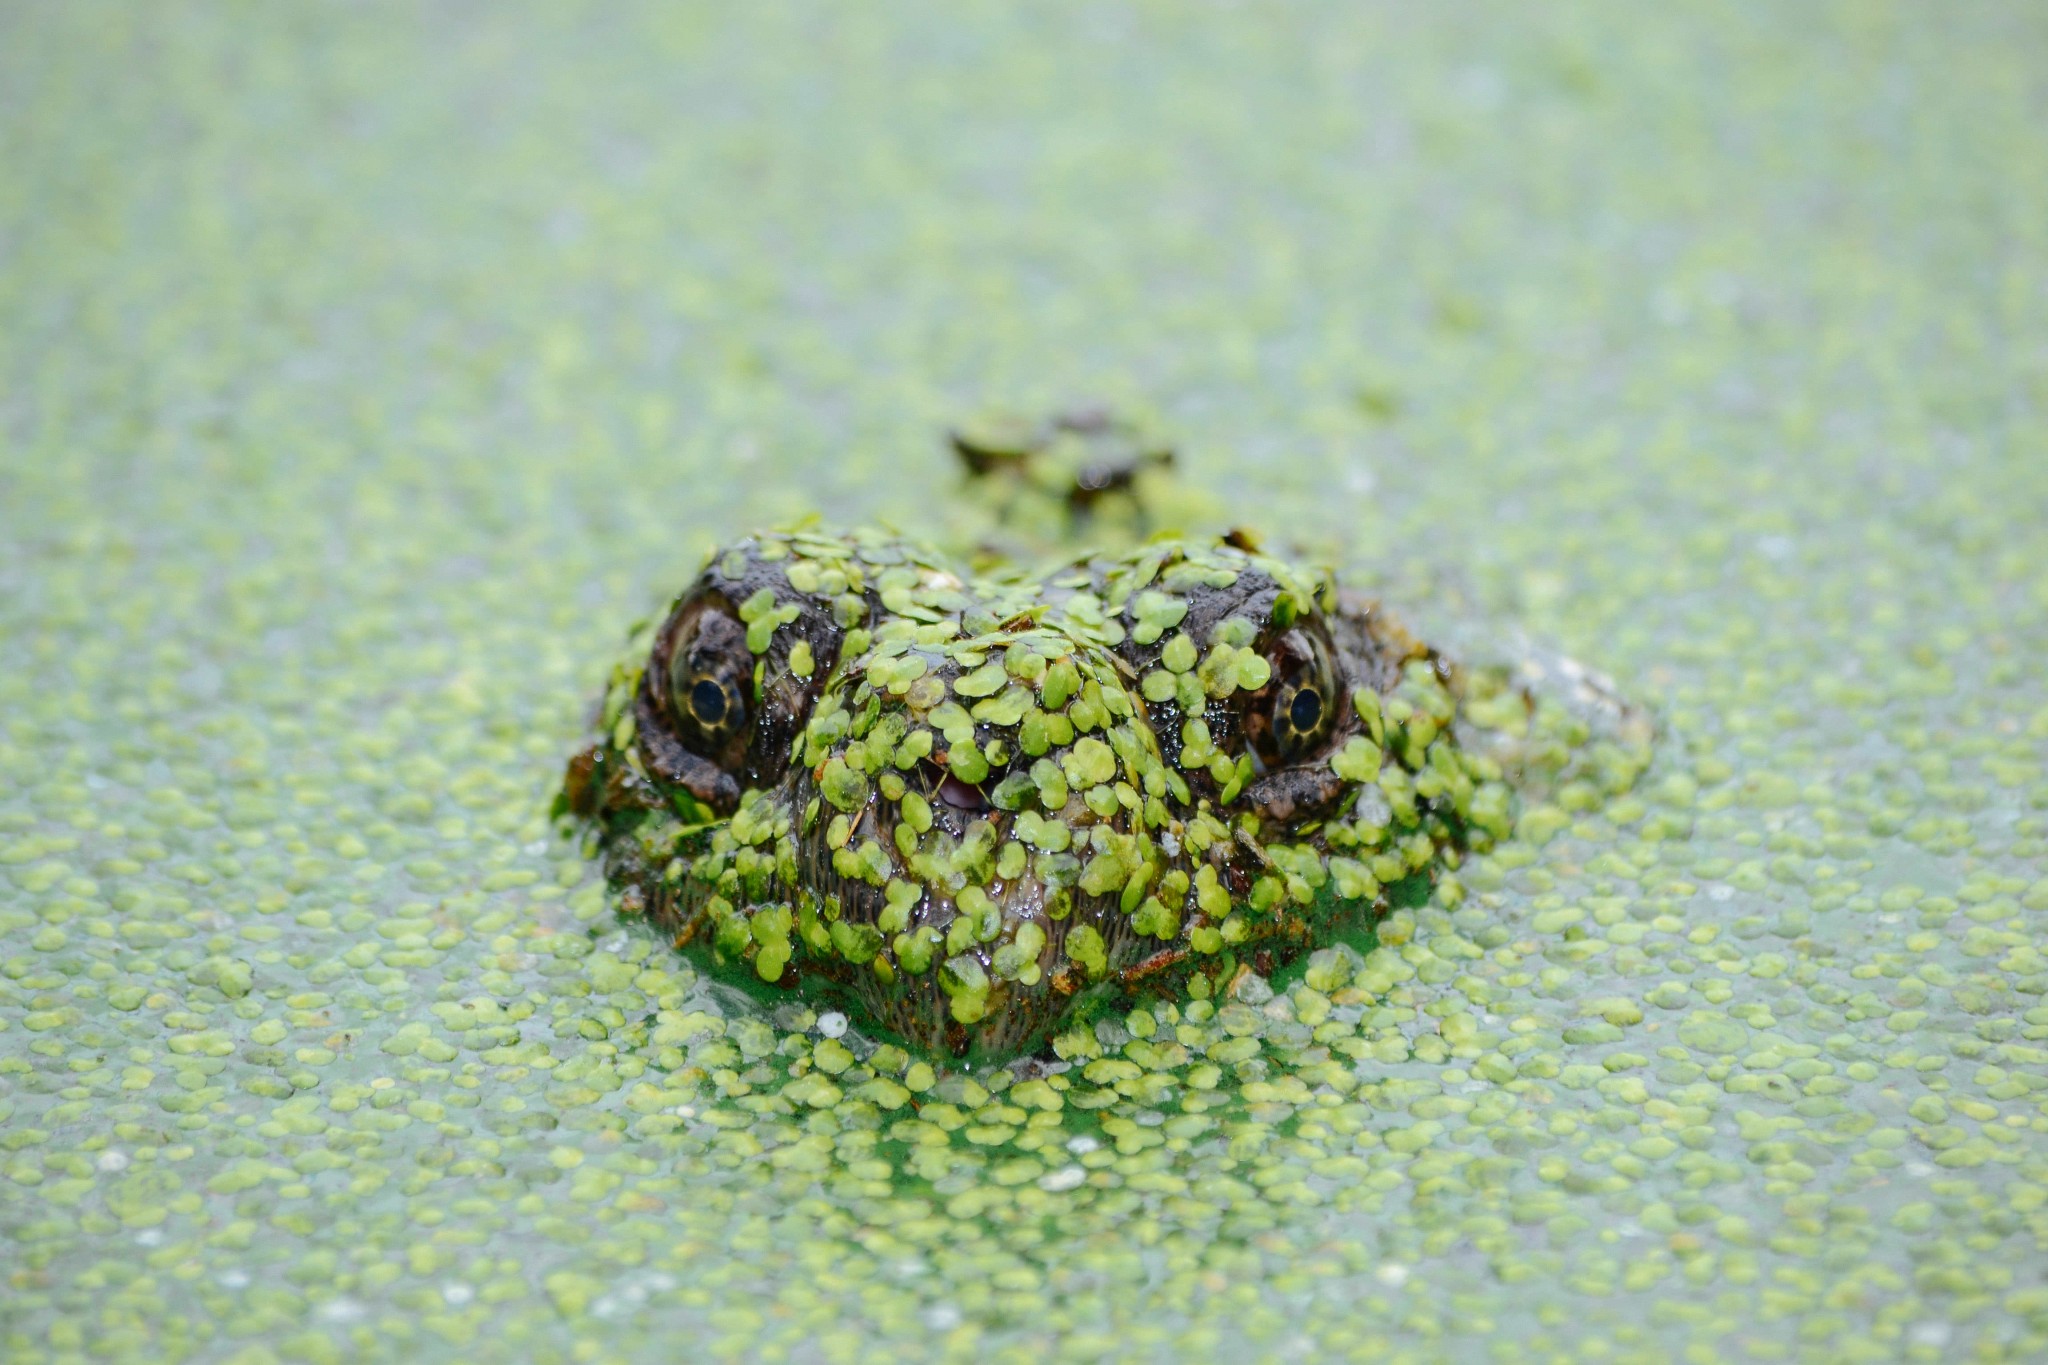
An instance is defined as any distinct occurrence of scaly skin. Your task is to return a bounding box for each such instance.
[560,501,1650,1061]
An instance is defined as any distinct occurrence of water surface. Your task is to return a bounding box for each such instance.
[3,5,2046,1361]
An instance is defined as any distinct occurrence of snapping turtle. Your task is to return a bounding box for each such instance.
[559,421,1648,1061]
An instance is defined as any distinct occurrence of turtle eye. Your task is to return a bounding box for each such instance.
[666,607,753,758]
[684,674,741,732]
[1269,671,1334,761]
[1249,630,1340,767]
[1287,684,1324,736]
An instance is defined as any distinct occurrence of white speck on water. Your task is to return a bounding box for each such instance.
[1375,1263,1410,1288]
[96,1150,129,1172]
[924,1304,964,1331]
[816,1011,848,1038]
[1066,1135,1099,1155]
[1039,1166,1087,1192]
[1909,1323,1952,1349]
[219,1269,251,1289]
[443,1283,474,1305]
[317,1298,365,1323]
[1707,884,1734,901]
[134,1229,163,1247]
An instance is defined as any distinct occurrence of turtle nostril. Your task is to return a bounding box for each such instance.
[937,773,990,811]
[917,757,996,814]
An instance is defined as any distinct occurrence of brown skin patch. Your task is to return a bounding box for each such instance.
[1118,947,1189,987]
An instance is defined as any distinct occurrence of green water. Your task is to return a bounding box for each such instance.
[4,4,2046,1361]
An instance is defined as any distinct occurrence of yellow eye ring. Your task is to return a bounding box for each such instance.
[688,676,735,728]
[662,602,754,758]
[1285,685,1323,736]
[1263,635,1339,766]
[671,662,747,743]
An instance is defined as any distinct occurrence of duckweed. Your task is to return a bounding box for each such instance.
[6,4,2048,1363]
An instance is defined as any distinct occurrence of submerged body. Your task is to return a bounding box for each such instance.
[561,427,1648,1060]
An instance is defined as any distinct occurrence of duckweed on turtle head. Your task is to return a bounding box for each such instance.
[561,524,1649,1060]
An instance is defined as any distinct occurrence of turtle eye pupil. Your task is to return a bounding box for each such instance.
[1288,687,1322,734]
[690,678,729,727]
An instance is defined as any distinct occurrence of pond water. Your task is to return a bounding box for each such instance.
[3,4,2045,1361]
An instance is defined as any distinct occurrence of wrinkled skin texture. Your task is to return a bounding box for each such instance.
[562,514,1650,1061]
